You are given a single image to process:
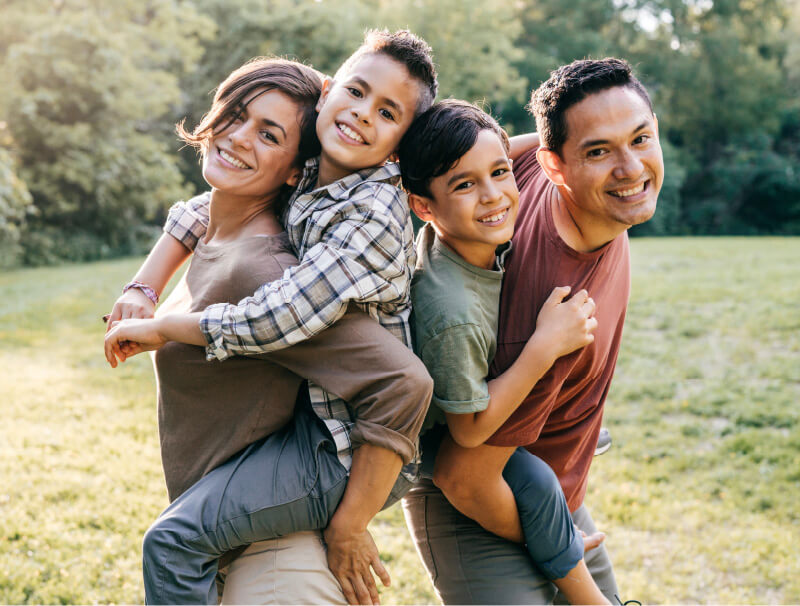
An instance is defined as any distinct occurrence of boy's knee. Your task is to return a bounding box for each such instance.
[507,457,562,511]
[403,356,433,408]
[142,515,182,564]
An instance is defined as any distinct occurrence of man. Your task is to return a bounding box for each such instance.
[402,57,663,604]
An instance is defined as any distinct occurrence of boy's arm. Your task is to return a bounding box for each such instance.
[508,132,540,162]
[201,185,411,361]
[446,286,596,448]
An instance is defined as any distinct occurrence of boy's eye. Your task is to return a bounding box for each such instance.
[454,180,474,191]
[587,148,606,158]
[492,167,510,177]
[347,87,363,98]
[379,108,395,121]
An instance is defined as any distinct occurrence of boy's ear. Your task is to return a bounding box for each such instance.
[408,193,435,223]
[316,77,333,113]
[536,147,567,188]
[286,166,303,188]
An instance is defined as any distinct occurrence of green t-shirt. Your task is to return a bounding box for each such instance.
[411,224,510,431]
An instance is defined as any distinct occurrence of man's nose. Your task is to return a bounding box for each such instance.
[613,148,644,180]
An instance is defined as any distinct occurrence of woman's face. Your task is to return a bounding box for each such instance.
[202,88,304,199]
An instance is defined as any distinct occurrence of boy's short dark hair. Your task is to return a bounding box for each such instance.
[530,57,653,154]
[398,99,509,198]
[335,29,438,116]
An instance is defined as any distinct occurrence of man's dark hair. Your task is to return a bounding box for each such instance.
[530,58,653,154]
[336,29,438,116]
[398,99,509,198]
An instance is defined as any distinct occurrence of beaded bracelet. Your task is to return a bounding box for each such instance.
[122,281,160,305]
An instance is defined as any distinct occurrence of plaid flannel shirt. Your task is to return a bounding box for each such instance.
[163,158,416,472]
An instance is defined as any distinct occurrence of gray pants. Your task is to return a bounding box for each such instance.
[402,479,620,605]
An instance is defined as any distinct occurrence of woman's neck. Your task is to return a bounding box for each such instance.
[204,189,284,244]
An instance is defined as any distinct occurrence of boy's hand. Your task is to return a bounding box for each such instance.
[324,522,390,605]
[106,289,156,332]
[104,318,168,368]
[534,286,597,358]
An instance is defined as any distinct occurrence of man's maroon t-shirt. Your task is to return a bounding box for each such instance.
[487,148,631,511]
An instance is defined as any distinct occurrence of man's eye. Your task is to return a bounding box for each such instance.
[633,134,650,145]
[587,148,606,158]
[379,108,395,121]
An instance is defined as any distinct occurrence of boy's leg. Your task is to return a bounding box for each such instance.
[142,406,348,604]
[553,505,620,605]
[502,448,584,579]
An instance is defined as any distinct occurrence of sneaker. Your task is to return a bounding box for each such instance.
[594,427,612,456]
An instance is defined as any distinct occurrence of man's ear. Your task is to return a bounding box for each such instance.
[408,193,435,223]
[315,77,333,113]
[536,147,567,188]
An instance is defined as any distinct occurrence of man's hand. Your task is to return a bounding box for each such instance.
[323,521,390,605]
[104,318,168,367]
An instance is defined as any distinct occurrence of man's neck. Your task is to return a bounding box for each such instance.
[550,190,627,253]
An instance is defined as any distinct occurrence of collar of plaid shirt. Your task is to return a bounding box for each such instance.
[287,157,402,216]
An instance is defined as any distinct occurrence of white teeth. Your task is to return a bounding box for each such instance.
[220,149,250,169]
[478,209,508,224]
[609,182,645,197]
[337,123,364,143]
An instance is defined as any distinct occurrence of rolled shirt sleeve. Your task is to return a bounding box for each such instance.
[163,192,210,251]
[419,323,491,415]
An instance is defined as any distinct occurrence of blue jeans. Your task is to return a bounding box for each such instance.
[142,405,348,605]
[418,427,584,581]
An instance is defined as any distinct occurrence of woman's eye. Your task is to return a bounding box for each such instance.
[261,131,278,143]
[379,108,395,121]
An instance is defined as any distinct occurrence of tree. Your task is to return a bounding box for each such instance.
[1,0,212,264]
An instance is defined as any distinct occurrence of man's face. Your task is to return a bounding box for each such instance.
[555,86,663,236]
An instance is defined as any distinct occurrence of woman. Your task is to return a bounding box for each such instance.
[107,57,349,604]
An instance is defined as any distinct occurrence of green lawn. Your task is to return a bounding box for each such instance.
[1,237,798,604]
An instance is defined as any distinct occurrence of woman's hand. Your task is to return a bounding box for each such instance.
[105,288,156,331]
[104,318,168,368]
[533,286,598,359]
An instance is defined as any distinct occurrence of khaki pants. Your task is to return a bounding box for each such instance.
[219,532,346,605]
[403,479,620,605]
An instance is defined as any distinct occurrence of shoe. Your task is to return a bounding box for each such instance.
[594,427,612,456]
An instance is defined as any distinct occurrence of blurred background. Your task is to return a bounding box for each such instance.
[1,0,799,269]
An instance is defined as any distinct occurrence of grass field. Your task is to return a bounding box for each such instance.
[1,237,799,604]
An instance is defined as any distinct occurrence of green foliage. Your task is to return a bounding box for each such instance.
[1,0,799,267]
[2,1,213,264]
[0,146,34,267]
